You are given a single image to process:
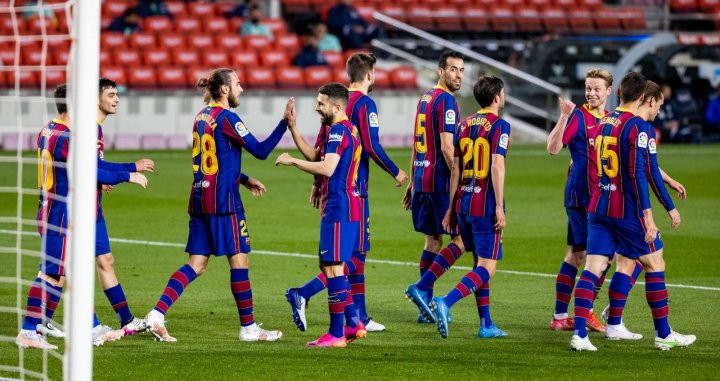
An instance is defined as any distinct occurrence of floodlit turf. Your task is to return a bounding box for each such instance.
[1,144,719,380]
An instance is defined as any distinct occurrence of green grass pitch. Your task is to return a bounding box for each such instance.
[1,144,719,380]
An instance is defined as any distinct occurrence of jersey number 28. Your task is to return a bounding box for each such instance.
[192,132,219,175]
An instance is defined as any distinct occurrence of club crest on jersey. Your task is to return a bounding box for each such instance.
[234,122,249,137]
[637,132,648,148]
[649,138,657,154]
[499,133,509,149]
[369,112,379,127]
[445,109,456,124]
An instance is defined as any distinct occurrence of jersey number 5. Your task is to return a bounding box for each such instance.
[595,135,618,178]
[459,137,490,179]
[415,114,427,154]
[192,132,219,175]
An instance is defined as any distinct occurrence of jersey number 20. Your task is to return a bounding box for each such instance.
[192,132,219,175]
[459,137,490,179]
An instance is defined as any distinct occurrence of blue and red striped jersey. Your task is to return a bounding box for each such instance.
[321,118,361,223]
[96,122,136,214]
[411,85,459,193]
[562,104,607,209]
[642,120,675,212]
[453,110,511,217]
[188,104,287,215]
[589,108,652,219]
[347,89,400,196]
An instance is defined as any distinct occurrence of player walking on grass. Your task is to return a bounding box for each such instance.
[145,68,289,343]
[16,84,149,349]
[284,53,407,333]
[403,51,468,324]
[276,83,364,348]
[570,72,695,351]
[423,76,510,339]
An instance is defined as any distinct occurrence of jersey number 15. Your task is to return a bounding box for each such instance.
[595,135,618,178]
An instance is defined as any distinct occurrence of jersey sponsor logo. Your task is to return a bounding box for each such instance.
[599,182,617,191]
[413,159,431,167]
[588,138,595,147]
[328,133,343,142]
[368,112,379,127]
[234,122,249,137]
[637,132,648,148]
[498,133,509,149]
[649,138,657,154]
[445,109,456,125]
[461,185,482,193]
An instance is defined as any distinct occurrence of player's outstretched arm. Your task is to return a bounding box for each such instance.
[361,100,406,185]
[276,152,340,178]
[97,157,136,172]
[97,168,130,186]
[287,111,321,161]
[491,154,506,230]
[134,158,154,172]
[546,97,576,155]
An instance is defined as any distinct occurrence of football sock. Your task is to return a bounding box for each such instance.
[572,271,598,338]
[444,266,489,309]
[154,264,197,315]
[298,273,327,301]
[104,284,134,326]
[419,249,436,297]
[554,261,578,317]
[645,271,671,338]
[344,277,359,328]
[327,275,347,338]
[348,252,368,323]
[231,268,254,327]
[593,262,611,300]
[475,281,492,328]
[630,261,644,285]
[44,283,63,322]
[22,277,52,331]
[417,243,462,291]
[607,272,632,325]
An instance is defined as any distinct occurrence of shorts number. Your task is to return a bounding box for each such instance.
[239,220,248,236]
[459,137,490,179]
[37,148,54,190]
[192,132,218,175]
[596,135,618,178]
[415,114,427,154]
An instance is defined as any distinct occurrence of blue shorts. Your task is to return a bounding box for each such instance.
[319,221,359,263]
[39,233,67,276]
[96,214,111,256]
[357,196,370,253]
[566,207,588,248]
[587,213,663,259]
[411,192,457,236]
[185,210,251,256]
[457,213,503,260]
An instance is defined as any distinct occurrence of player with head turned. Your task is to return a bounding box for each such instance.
[16,83,149,349]
[284,52,407,333]
[427,76,511,339]
[276,82,362,348]
[403,50,467,324]
[570,72,695,351]
[145,68,291,343]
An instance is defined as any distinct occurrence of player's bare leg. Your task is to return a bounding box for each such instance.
[230,253,282,342]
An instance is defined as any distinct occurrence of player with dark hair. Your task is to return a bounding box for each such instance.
[145,68,291,342]
[276,82,363,348]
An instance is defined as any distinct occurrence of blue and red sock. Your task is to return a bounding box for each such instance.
[93,312,100,328]
[104,284,134,326]
[154,264,197,315]
[630,261,644,285]
[593,262,611,300]
[475,281,492,328]
[419,249,436,297]
[607,272,632,325]
[417,243,463,291]
[231,268,254,326]
[44,283,63,322]
[298,273,327,301]
[573,271,598,338]
[348,252,367,323]
[344,277,359,328]
[645,271,671,338]
[326,275,347,338]
[444,266,489,309]
[554,261,578,317]
[22,277,52,331]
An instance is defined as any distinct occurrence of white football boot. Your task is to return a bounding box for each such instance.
[364,319,386,332]
[655,331,696,351]
[239,323,282,342]
[145,310,176,342]
[91,325,124,347]
[16,330,57,350]
[36,322,65,338]
[606,323,643,340]
[570,334,597,351]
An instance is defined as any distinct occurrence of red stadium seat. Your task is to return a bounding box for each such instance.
[355,4,375,20]
[259,50,289,67]
[158,34,186,49]
[113,48,141,66]
[26,17,57,34]
[619,7,646,30]
[187,2,216,17]
[100,50,112,65]
[0,45,15,66]
[101,16,113,30]
[553,0,579,9]
[8,70,39,88]
[244,68,276,88]
[102,1,131,18]
[505,0,525,8]
[127,67,157,88]
[390,66,418,89]
[101,32,127,49]
[528,0,551,7]
[323,51,344,68]
[188,34,214,50]
[144,49,171,66]
[489,6,516,32]
[594,8,622,31]
[245,35,271,50]
[230,51,259,67]
[276,66,304,88]
[378,4,407,24]
[373,68,390,89]
[516,8,543,32]
[699,0,720,12]
[46,38,70,52]
[343,49,371,63]
[229,17,244,33]
[143,16,173,34]
[274,34,301,53]
[21,48,45,66]
[568,9,595,32]
[333,68,350,85]
[203,17,230,34]
[45,69,66,86]
[283,0,311,14]
[158,67,188,88]
[303,66,332,88]
[100,66,127,85]
[128,32,156,49]
[216,34,243,50]
[671,0,699,12]
[542,7,569,33]
[579,0,603,7]
[175,16,202,34]
[462,6,489,32]
[408,5,435,30]
[263,18,287,36]
[432,6,463,32]
[165,1,187,16]
[173,48,200,66]
[53,48,70,65]
[203,51,229,67]
[187,66,211,85]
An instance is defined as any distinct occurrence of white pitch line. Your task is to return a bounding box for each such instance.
[2,229,719,292]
